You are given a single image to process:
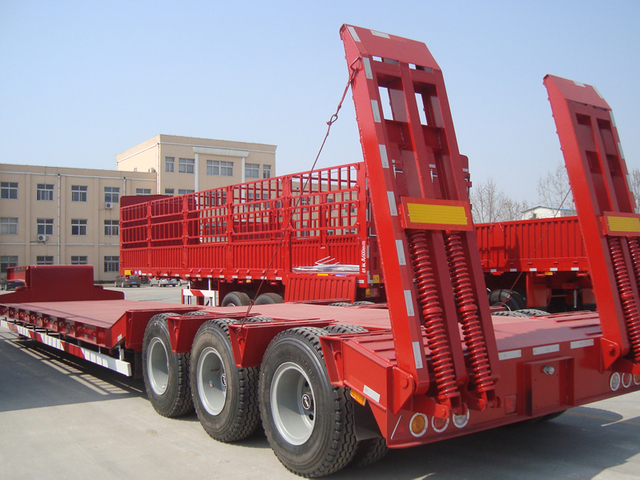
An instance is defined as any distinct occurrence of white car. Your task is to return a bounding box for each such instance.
[148,277,183,287]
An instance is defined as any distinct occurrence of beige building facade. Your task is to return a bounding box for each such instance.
[0,135,277,283]
[0,164,156,282]
[116,135,277,196]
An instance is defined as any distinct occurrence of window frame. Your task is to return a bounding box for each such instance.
[71,219,88,236]
[104,186,120,203]
[179,158,195,174]
[104,255,119,273]
[0,182,18,199]
[37,218,54,236]
[37,183,54,201]
[165,157,175,173]
[71,185,88,202]
[0,217,18,235]
[104,219,119,236]
[245,163,260,179]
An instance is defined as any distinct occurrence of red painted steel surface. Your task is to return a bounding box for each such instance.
[341,24,499,413]
[545,75,640,370]
[476,216,588,273]
[120,162,376,295]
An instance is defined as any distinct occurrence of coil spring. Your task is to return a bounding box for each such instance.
[609,237,640,361]
[408,230,460,406]
[445,233,494,394]
[627,237,640,294]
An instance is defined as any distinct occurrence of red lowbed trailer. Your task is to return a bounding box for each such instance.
[2,25,640,478]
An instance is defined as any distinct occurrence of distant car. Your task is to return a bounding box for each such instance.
[115,275,141,288]
[4,279,26,291]
[149,277,183,287]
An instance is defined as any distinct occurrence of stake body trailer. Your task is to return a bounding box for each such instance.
[2,25,640,478]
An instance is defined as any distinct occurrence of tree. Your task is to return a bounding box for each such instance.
[536,162,573,209]
[629,168,640,213]
[469,178,529,223]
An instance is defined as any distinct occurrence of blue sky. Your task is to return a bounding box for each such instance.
[1,1,638,203]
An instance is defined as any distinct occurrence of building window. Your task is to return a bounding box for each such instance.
[179,158,195,174]
[105,187,120,203]
[136,188,151,195]
[36,256,54,265]
[178,189,195,195]
[0,218,18,235]
[1,182,18,199]
[164,188,174,196]
[71,256,88,265]
[245,163,260,179]
[104,255,119,273]
[71,219,87,236]
[71,185,88,202]
[37,218,54,236]
[166,157,175,173]
[207,160,233,176]
[37,183,54,201]
[104,219,119,236]
[263,165,271,179]
[0,256,18,273]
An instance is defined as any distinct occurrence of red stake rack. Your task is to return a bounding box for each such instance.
[545,75,640,371]
[340,25,500,414]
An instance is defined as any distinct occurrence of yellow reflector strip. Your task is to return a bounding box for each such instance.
[406,203,468,226]
[608,215,640,233]
[350,390,367,406]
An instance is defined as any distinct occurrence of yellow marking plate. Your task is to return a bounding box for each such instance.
[400,197,473,231]
[602,212,640,236]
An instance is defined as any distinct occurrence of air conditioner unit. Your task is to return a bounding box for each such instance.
[105,202,113,209]
[37,234,48,242]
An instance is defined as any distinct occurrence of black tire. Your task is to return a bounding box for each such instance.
[190,319,260,442]
[244,316,274,323]
[222,291,251,307]
[516,308,548,317]
[351,301,375,306]
[329,302,351,307]
[259,327,357,477]
[492,310,530,317]
[351,437,389,468]
[489,289,526,310]
[142,313,194,418]
[254,292,284,305]
[324,324,367,335]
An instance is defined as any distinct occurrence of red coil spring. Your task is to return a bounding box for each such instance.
[445,233,494,394]
[627,237,640,293]
[408,231,460,406]
[609,237,640,361]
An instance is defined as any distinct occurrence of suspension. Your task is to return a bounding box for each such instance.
[609,237,640,361]
[407,230,461,410]
[445,232,496,405]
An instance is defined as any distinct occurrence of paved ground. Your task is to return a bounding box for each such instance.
[1,286,640,479]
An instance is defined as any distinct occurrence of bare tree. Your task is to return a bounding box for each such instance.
[629,168,640,213]
[470,178,528,223]
[537,162,573,209]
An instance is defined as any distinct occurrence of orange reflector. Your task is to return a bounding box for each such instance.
[602,212,640,236]
[410,413,428,437]
[350,389,366,406]
[406,203,468,226]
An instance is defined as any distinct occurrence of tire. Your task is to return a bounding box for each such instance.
[489,289,525,311]
[190,319,260,442]
[324,324,367,335]
[259,327,357,477]
[329,302,351,307]
[222,291,251,307]
[254,292,284,305]
[492,310,530,317]
[351,301,375,306]
[516,308,548,317]
[142,313,194,418]
[351,437,389,468]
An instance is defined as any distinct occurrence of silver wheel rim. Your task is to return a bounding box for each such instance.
[148,337,169,395]
[271,362,315,446]
[197,346,227,415]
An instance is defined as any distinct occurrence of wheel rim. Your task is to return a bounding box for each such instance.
[148,337,169,395]
[197,347,227,415]
[271,362,315,446]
